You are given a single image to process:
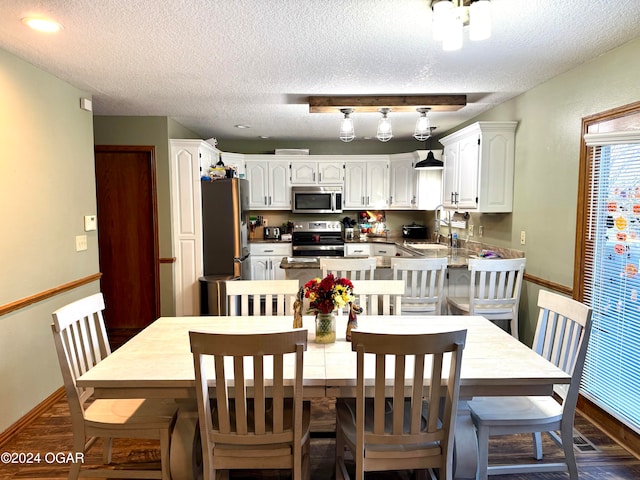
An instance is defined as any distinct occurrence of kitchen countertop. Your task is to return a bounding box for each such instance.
[280,238,524,270]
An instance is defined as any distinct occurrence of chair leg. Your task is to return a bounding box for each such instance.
[510,313,519,340]
[561,424,579,480]
[102,437,113,464]
[335,420,346,480]
[476,423,490,480]
[159,428,171,480]
[531,431,543,460]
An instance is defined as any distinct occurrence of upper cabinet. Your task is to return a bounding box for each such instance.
[245,156,291,209]
[440,121,517,213]
[389,152,418,209]
[343,157,389,209]
[290,158,344,185]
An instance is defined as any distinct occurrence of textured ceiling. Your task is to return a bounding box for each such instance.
[1,0,639,142]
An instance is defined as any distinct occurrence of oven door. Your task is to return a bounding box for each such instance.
[292,231,344,257]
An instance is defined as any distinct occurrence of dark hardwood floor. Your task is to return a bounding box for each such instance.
[1,395,639,480]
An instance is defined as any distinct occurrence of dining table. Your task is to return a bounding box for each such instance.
[77,314,570,480]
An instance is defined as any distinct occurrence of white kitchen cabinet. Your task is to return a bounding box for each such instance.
[169,139,214,315]
[344,243,372,257]
[389,152,418,209]
[343,158,389,209]
[248,243,291,280]
[290,159,344,185]
[372,244,396,257]
[440,122,517,212]
[245,157,291,209]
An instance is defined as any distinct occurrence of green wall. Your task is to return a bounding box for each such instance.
[461,37,640,343]
[0,49,99,432]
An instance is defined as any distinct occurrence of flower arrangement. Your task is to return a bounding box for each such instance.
[303,274,354,315]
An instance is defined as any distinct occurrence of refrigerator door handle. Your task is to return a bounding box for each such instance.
[234,253,250,263]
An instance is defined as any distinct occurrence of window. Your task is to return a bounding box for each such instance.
[579,125,640,434]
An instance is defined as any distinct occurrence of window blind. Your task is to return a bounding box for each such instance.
[581,131,640,434]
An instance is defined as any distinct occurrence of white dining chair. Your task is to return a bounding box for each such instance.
[391,256,448,315]
[447,257,526,339]
[349,279,404,315]
[190,328,311,480]
[335,329,467,480]
[51,293,177,480]
[467,290,593,480]
[224,279,299,315]
[320,257,376,280]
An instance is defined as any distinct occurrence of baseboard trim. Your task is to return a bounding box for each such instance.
[0,386,66,449]
[577,394,640,460]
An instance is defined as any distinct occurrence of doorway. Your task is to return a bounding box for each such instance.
[94,145,160,346]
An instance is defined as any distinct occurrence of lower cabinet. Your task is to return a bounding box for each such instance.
[344,244,372,257]
[248,243,291,280]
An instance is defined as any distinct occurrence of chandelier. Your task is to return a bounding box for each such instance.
[432,0,492,51]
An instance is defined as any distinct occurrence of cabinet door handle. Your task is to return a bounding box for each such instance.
[367,196,370,205]
[318,172,322,182]
[378,250,387,254]
[450,192,454,204]
[264,249,274,253]
[313,172,316,182]
[269,196,272,205]
[361,196,365,205]
[389,195,393,204]
[264,196,268,205]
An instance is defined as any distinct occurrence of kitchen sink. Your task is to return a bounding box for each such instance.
[405,243,448,251]
[286,257,319,263]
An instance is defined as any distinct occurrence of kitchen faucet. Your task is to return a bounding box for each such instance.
[433,205,452,246]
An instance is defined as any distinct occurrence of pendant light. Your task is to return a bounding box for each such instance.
[415,127,443,169]
[339,108,355,142]
[376,108,393,142]
[413,107,432,141]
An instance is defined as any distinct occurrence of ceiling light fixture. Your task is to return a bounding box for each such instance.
[413,107,432,141]
[376,108,393,142]
[415,128,444,169]
[22,17,63,33]
[431,0,491,51]
[234,124,250,129]
[339,108,355,142]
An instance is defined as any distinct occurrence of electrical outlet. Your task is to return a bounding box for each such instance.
[76,235,88,251]
[468,224,474,237]
[479,226,484,238]
[520,230,526,245]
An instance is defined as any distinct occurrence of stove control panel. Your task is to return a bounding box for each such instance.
[294,221,342,232]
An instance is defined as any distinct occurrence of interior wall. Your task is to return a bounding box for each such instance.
[0,49,99,432]
[462,37,640,343]
[92,116,200,316]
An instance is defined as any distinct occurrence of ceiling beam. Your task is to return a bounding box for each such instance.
[308,95,467,113]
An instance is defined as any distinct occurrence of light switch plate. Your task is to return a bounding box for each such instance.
[84,215,97,231]
[76,235,88,251]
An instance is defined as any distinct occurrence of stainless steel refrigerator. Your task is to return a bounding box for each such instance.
[199,178,249,315]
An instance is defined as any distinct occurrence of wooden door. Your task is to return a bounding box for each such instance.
[94,146,160,338]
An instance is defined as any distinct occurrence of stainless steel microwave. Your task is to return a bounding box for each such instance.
[291,186,343,214]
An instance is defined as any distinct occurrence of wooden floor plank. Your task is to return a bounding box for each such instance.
[1,395,639,479]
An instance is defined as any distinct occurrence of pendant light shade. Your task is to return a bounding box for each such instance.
[415,127,443,169]
[339,108,355,142]
[376,108,393,142]
[413,107,432,141]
